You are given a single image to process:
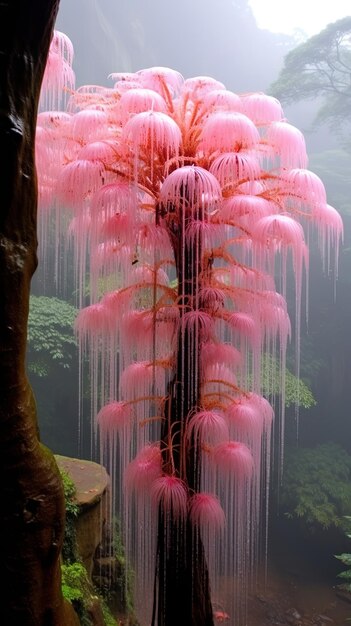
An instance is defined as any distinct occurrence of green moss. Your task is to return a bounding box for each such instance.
[60,468,79,563]
[60,467,119,625]
[61,562,89,604]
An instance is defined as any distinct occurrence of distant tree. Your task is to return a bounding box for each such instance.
[270,17,351,145]
[27,296,77,377]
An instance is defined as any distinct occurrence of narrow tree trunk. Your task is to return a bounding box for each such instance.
[0,2,78,624]
[153,201,214,625]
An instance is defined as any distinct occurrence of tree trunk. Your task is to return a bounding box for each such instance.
[0,2,78,624]
[153,200,214,625]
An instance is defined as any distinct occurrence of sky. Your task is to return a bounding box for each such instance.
[248,0,350,36]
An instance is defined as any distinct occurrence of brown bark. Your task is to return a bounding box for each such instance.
[0,2,78,624]
[153,197,214,625]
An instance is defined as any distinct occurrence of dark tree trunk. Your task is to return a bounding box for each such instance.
[0,2,78,624]
[153,199,214,625]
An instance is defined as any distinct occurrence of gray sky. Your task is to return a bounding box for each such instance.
[248,0,350,35]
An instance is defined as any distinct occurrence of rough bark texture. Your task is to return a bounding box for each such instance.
[0,2,78,624]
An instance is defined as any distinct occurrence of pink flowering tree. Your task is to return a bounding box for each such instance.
[37,34,343,626]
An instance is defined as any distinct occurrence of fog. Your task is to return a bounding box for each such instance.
[30,2,351,624]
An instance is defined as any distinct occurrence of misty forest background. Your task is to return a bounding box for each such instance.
[29,0,351,562]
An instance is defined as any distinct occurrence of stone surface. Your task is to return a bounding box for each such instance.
[55,455,110,578]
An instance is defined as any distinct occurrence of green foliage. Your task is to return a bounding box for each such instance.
[335,517,351,597]
[261,354,316,409]
[27,295,77,377]
[59,468,79,563]
[60,471,119,624]
[61,562,90,604]
[106,518,135,617]
[101,601,119,626]
[60,468,79,518]
[281,443,351,530]
[270,17,351,142]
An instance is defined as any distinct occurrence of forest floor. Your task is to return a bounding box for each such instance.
[246,567,351,626]
[245,536,351,626]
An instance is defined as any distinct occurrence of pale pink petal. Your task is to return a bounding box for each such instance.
[266,121,308,168]
[210,152,261,188]
[125,444,162,494]
[75,302,111,337]
[188,493,226,531]
[118,88,167,125]
[201,89,243,113]
[160,165,222,216]
[200,341,242,370]
[97,401,133,439]
[187,409,229,444]
[122,110,182,156]
[240,93,284,125]
[151,475,188,519]
[212,441,254,480]
[199,112,260,154]
[181,310,214,343]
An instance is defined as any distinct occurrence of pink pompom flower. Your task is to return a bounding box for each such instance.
[188,492,225,531]
[151,475,188,519]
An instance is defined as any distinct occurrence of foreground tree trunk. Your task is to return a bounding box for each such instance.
[0,2,78,624]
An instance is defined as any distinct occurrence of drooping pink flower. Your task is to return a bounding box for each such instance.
[185,219,223,248]
[40,30,75,108]
[97,401,133,439]
[120,310,154,346]
[70,108,110,143]
[219,195,277,225]
[286,168,327,207]
[203,363,238,391]
[252,214,307,258]
[136,222,173,258]
[99,212,134,243]
[122,110,182,158]
[160,165,222,216]
[212,441,254,480]
[57,158,106,208]
[266,121,308,168]
[226,311,260,346]
[210,151,261,188]
[77,140,118,167]
[187,409,229,445]
[312,203,344,276]
[240,93,284,125]
[199,112,260,154]
[183,76,225,98]
[249,393,274,428]
[151,475,188,519]
[181,310,214,343]
[198,287,226,313]
[200,341,242,370]
[118,87,168,125]
[137,66,184,97]
[125,444,162,494]
[225,398,264,438]
[188,492,226,531]
[202,89,243,114]
[119,361,165,400]
[130,263,170,287]
[75,302,112,337]
[100,288,133,318]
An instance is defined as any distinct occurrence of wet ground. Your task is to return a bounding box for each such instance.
[245,524,351,626]
[246,564,351,626]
